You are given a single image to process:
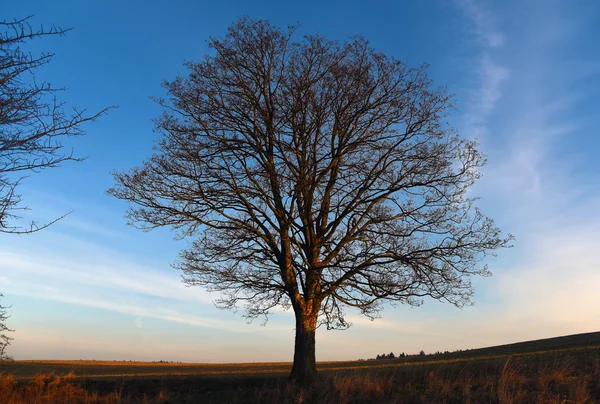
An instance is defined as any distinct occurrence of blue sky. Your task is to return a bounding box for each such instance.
[1,0,599,362]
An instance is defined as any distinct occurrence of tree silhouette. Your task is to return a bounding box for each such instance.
[0,295,11,360]
[1,16,112,360]
[109,18,511,384]
[1,16,111,234]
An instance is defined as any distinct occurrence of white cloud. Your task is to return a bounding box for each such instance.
[428,0,600,352]
[477,55,509,116]
[1,252,205,306]
[465,0,600,341]
[456,0,505,48]
[455,0,510,141]
[0,226,296,337]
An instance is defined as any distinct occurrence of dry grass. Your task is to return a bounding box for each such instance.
[0,371,126,403]
[254,355,600,404]
[1,347,598,403]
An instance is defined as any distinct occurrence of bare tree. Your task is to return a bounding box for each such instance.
[109,18,511,384]
[1,16,113,361]
[1,16,111,234]
[0,295,12,361]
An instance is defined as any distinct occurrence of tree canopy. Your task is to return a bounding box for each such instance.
[110,18,511,384]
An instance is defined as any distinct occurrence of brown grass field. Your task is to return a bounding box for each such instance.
[1,332,599,403]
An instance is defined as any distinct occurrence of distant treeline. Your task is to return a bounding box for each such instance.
[370,349,446,360]
[367,331,600,361]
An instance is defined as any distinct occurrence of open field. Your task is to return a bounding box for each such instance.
[1,332,599,403]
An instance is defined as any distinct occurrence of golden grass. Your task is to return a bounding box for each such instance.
[0,371,125,404]
[256,355,600,404]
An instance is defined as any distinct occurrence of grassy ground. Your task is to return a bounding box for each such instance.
[1,332,599,403]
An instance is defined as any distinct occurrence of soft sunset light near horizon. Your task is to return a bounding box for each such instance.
[1,0,599,363]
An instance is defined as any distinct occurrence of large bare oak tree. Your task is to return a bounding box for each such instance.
[109,18,511,384]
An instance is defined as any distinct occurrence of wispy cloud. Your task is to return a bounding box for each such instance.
[457,0,600,342]
[474,1,600,213]
[455,0,505,48]
[0,227,294,337]
[455,0,509,140]
[0,248,213,306]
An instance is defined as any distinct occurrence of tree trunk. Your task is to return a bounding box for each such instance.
[289,313,318,385]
